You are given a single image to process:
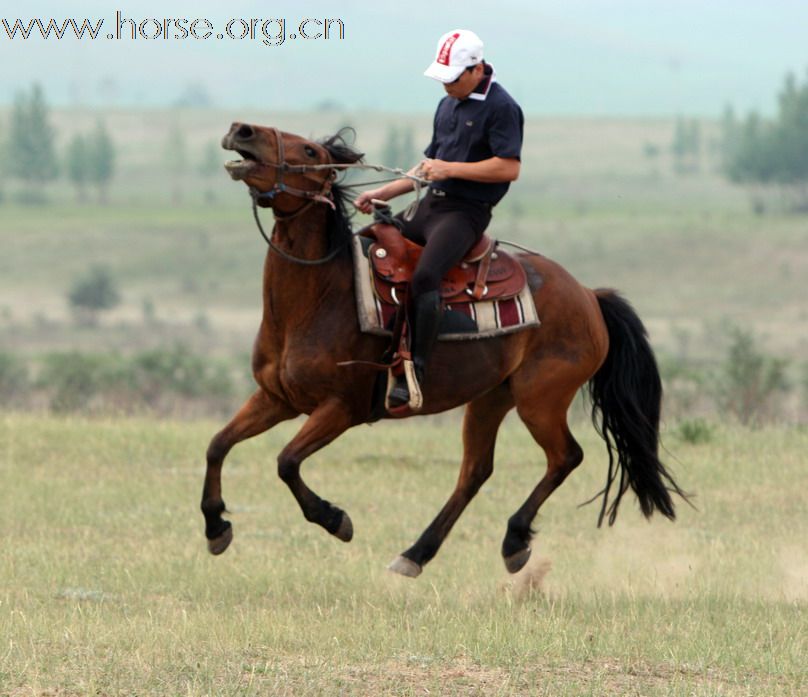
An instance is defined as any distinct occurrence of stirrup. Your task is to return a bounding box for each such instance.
[385,360,424,412]
[386,374,409,408]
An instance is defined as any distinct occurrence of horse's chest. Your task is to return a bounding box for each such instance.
[275,339,335,405]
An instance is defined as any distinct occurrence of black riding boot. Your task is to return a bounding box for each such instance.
[387,290,442,409]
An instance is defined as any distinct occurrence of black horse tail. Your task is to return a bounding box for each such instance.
[587,289,689,527]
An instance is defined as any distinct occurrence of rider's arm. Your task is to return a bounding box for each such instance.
[371,170,418,200]
[354,163,423,212]
[422,156,520,183]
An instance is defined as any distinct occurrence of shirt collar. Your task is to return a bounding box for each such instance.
[467,63,496,101]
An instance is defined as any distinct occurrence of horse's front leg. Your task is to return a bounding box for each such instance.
[202,388,297,554]
[276,397,355,542]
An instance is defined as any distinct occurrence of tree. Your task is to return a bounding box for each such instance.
[65,134,90,202]
[722,68,808,209]
[87,119,115,203]
[65,121,115,204]
[68,265,121,326]
[5,84,59,198]
[774,71,808,193]
[725,112,778,185]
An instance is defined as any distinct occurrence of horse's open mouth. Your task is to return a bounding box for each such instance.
[221,135,262,180]
[224,148,260,180]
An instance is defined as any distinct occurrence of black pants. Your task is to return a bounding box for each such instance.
[395,190,492,298]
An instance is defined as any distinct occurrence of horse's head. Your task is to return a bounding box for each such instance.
[221,123,363,213]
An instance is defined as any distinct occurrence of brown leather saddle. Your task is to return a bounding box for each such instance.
[362,223,526,305]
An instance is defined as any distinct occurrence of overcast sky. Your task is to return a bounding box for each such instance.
[1,0,807,116]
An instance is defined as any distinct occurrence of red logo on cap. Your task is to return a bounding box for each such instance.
[437,32,461,66]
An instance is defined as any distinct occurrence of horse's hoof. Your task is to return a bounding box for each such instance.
[334,512,353,542]
[387,555,422,578]
[207,522,233,555]
[504,547,531,574]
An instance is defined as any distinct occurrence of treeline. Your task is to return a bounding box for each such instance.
[721,69,808,209]
[0,84,114,204]
[660,68,808,207]
[0,83,225,205]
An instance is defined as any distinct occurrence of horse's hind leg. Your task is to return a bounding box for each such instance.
[502,364,585,573]
[389,384,514,578]
[276,398,356,542]
[202,388,296,554]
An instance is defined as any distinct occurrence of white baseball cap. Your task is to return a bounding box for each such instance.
[423,29,484,83]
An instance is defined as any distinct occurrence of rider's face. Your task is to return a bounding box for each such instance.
[443,63,484,99]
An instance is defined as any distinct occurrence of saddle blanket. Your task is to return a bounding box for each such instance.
[352,235,540,341]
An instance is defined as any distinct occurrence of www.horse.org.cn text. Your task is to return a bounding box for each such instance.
[0,12,346,46]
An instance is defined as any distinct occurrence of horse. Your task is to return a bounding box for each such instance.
[201,122,688,578]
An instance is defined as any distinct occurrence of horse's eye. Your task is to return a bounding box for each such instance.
[304,145,317,158]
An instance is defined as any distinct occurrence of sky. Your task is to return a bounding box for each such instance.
[1,0,807,116]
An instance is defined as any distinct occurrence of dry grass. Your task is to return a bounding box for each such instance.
[0,413,806,695]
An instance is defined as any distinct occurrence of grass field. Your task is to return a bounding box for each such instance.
[1,413,805,695]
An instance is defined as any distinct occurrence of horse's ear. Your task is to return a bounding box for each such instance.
[320,127,364,164]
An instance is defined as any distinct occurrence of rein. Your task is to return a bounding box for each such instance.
[245,127,428,266]
[249,189,346,266]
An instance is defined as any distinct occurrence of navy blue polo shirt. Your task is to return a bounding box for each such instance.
[424,66,523,205]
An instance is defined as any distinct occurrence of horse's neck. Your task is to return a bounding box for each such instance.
[270,210,331,260]
[260,209,353,323]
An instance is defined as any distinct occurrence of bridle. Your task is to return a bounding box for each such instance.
[248,127,338,212]
[245,126,429,266]
[247,126,347,265]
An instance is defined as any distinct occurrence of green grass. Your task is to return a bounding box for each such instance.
[0,413,805,695]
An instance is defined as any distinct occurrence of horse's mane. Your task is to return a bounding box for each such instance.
[318,128,364,256]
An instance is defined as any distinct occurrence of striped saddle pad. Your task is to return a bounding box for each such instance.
[352,235,540,341]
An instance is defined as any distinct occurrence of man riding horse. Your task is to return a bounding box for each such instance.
[209,34,687,577]
[355,29,524,408]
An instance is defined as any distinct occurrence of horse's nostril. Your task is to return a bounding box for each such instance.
[236,124,254,139]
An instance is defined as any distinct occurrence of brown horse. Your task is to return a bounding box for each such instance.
[201,122,688,578]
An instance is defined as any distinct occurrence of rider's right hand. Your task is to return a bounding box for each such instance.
[354,190,381,214]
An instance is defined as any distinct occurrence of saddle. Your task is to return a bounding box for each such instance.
[362,223,527,305]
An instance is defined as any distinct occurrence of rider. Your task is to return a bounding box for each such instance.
[355,29,524,408]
